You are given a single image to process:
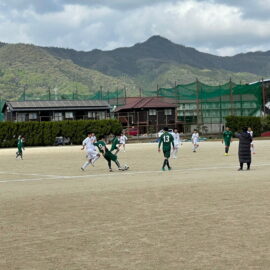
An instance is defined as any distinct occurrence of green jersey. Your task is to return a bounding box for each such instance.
[94,141,107,154]
[159,132,174,150]
[110,137,119,151]
[94,140,117,162]
[223,130,233,143]
[17,138,24,152]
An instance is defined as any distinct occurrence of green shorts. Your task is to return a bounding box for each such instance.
[104,151,117,162]
[224,141,231,147]
[163,147,171,158]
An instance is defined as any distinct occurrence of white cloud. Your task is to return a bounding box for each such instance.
[0,0,270,55]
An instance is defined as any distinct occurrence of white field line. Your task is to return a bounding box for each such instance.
[0,171,63,178]
[0,163,270,184]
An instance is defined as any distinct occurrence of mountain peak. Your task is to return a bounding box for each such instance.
[144,35,173,45]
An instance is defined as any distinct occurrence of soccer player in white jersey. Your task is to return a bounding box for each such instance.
[81,132,100,171]
[119,133,128,152]
[90,133,97,144]
[191,129,199,152]
[248,127,255,154]
[171,128,181,158]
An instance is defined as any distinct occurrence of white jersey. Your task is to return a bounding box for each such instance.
[192,132,199,144]
[247,131,253,138]
[82,137,95,151]
[90,136,97,143]
[120,135,128,144]
[172,132,181,145]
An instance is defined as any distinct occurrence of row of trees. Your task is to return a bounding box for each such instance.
[225,115,270,137]
[0,119,122,147]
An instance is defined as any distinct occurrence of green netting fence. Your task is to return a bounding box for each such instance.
[150,80,263,126]
[15,80,264,130]
[18,89,126,106]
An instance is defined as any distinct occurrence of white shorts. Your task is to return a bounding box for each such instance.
[174,144,180,149]
[192,140,199,145]
[86,150,98,160]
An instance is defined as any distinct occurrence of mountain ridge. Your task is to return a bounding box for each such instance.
[0,35,267,100]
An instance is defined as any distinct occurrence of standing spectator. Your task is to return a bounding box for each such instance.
[236,127,252,171]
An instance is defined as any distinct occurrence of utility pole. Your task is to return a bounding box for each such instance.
[100,85,103,100]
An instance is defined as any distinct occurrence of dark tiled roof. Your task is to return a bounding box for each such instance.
[115,97,176,112]
[3,100,110,112]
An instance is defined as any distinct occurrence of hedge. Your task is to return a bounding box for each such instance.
[0,119,122,147]
[225,116,262,137]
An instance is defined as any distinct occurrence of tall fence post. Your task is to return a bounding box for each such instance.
[100,85,103,100]
[196,78,201,128]
[262,78,266,116]
[229,78,234,116]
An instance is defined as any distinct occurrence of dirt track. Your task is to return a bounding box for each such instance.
[0,141,270,270]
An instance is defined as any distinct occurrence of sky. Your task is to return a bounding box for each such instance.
[0,0,270,56]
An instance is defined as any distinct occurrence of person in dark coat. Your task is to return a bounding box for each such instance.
[236,127,252,171]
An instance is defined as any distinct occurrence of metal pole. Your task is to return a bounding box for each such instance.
[48,87,51,101]
[229,78,233,115]
[100,86,103,100]
[262,78,266,115]
[219,85,222,133]
[196,78,200,127]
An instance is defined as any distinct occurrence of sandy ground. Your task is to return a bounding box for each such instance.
[0,140,270,270]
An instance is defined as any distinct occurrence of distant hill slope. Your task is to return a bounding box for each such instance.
[44,36,270,77]
[0,36,266,100]
[0,44,136,100]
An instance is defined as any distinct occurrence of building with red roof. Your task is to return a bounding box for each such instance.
[114,97,178,135]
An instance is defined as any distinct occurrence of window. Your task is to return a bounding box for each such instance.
[149,109,156,116]
[164,109,172,115]
[88,111,96,118]
[98,111,106,119]
[17,113,26,122]
[53,112,63,121]
[65,112,74,119]
[29,113,38,120]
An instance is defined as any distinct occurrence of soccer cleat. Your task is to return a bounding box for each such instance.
[224,153,228,156]
[237,168,243,171]
[81,167,85,171]
[162,167,165,171]
[168,167,172,171]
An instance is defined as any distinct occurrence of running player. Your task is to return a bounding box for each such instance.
[222,127,233,156]
[94,136,129,172]
[119,133,128,152]
[110,134,120,154]
[158,127,175,171]
[171,128,181,159]
[191,129,199,152]
[16,135,24,159]
[81,132,100,171]
[247,127,255,154]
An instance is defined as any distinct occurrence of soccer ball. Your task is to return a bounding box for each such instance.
[124,164,129,170]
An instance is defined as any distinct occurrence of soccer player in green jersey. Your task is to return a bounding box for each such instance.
[94,136,128,172]
[16,135,25,159]
[110,135,120,154]
[222,127,233,156]
[158,127,175,171]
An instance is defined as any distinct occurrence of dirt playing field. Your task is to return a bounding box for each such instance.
[0,140,270,270]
